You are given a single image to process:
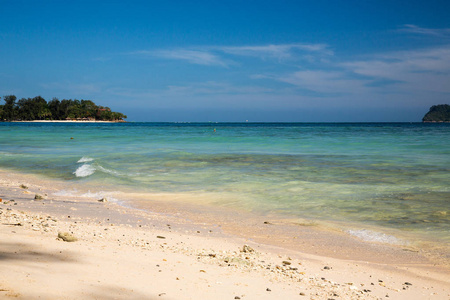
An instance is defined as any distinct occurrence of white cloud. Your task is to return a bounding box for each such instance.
[218,43,332,61]
[343,46,450,93]
[132,49,229,67]
[262,42,450,96]
[126,31,450,101]
[398,24,450,37]
[277,70,369,94]
[129,43,331,67]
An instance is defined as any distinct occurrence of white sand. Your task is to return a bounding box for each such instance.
[0,172,449,299]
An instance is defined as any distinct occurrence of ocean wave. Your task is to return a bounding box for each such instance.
[347,229,403,245]
[96,165,123,177]
[77,156,94,163]
[73,161,127,179]
[74,164,96,177]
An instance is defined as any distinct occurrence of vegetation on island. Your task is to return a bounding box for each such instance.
[422,104,450,122]
[0,95,126,122]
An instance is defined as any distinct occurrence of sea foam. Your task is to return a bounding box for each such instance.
[96,165,122,176]
[347,229,403,245]
[53,189,78,197]
[80,191,120,203]
[74,164,96,177]
[77,156,94,163]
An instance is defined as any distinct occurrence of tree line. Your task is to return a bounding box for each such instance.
[0,95,127,121]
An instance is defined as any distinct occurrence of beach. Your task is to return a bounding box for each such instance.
[1,169,449,300]
[0,122,449,299]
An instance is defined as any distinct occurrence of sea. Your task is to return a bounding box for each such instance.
[0,122,449,249]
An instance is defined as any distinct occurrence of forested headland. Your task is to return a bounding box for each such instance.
[422,104,450,122]
[0,95,126,122]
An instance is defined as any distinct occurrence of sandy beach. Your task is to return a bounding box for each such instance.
[0,170,449,300]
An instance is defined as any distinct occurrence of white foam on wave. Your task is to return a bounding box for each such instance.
[80,190,120,203]
[96,165,122,176]
[74,164,96,177]
[73,161,125,179]
[77,156,94,163]
[53,189,78,197]
[80,191,104,198]
[347,229,403,245]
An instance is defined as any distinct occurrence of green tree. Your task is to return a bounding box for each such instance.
[16,96,51,120]
[67,99,82,119]
[48,98,60,119]
[59,99,74,119]
[33,96,51,120]
[80,99,97,118]
[17,97,34,120]
[2,95,17,121]
[1,94,126,121]
[0,96,3,120]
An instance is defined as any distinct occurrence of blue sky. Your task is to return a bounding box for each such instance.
[1,0,449,121]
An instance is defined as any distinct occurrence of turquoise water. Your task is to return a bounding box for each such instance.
[1,122,449,244]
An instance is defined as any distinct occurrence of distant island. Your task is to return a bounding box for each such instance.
[422,104,450,123]
[0,95,126,122]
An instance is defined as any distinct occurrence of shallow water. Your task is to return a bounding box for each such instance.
[1,122,449,245]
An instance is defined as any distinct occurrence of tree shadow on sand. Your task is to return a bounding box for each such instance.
[80,284,160,300]
[0,241,77,264]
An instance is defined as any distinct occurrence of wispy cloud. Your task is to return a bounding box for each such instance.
[398,24,450,37]
[218,43,332,61]
[104,82,273,103]
[342,46,450,93]
[125,29,450,100]
[274,70,369,94]
[261,42,450,96]
[128,43,331,67]
[131,49,229,67]
[166,81,273,95]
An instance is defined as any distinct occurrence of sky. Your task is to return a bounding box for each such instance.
[1,0,449,122]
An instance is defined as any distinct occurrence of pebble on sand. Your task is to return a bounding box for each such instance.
[58,232,78,242]
[34,194,44,200]
[242,244,255,253]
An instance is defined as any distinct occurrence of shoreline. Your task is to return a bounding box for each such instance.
[0,168,449,299]
[3,167,449,267]
[7,120,125,123]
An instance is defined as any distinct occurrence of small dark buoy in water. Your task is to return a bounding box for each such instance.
[70,137,74,139]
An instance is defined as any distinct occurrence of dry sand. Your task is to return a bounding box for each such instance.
[0,171,449,299]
